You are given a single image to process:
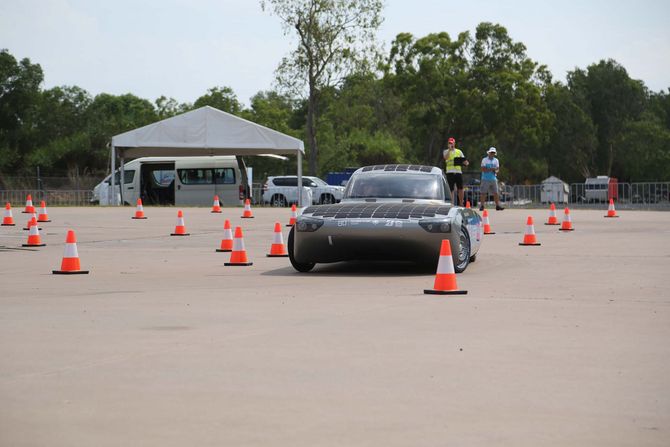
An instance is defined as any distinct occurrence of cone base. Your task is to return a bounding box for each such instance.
[37,219,51,222]
[224,262,253,266]
[21,211,32,214]
[170,233,190,236]
[22,243,46,247]
[52,270,89,275]
[519,242,541,246]
[484,231,496,235]
[424,289,468,295]
[211,210,222,213]
[241,216,254,219]
[604,215,619,218]
[267,254,289,257]
[216,249,232,252]
[131,217,147,220]
[2,223,16,226]
[559,228,574,231]
[544,223,560,226]
[286,224,295,227]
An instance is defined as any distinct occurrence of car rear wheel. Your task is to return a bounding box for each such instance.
[288,227,315,272]
[271,194,287,207]
[320,194,335,205]
[454,226,471,273]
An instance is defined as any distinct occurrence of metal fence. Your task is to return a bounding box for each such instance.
[502,182,670,209]
[0,190,94,206]
[1,181,669,209]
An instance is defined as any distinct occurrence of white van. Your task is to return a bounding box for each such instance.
[92,156,245,206]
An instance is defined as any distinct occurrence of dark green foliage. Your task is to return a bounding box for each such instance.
[1,28,668,184]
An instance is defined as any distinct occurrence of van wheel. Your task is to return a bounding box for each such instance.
[320,194,335,204]
[271,194,287,207]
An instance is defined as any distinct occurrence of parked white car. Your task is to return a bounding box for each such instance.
[262,176,345,206]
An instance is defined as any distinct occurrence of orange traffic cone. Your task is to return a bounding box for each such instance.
[37,201,51,222]
[22,194,34,213]
[519,216,541,246]
[211,195,222,213]
[286,204,298,227]
[2,203,15,226]
[216,219,234,252]
[22,219,45,247]
[465,200,471,209]
[267,222,289,257]
[545,203,559,225]
[132,198,147,219]
[241,199,254,218]
[424,239,467,295]
[604,199,619,218]
[53,230,89,274]
[23,215,42,231]
[482,209,495,235]
[559,207,574,231]
[225,226,253,266]
[170,210,190,236]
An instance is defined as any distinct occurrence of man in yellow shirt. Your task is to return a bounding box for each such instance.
[443,137,469,206]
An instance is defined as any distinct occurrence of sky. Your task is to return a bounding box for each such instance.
[1,0,669,106]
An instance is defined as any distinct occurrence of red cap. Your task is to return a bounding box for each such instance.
[448,137,455,144]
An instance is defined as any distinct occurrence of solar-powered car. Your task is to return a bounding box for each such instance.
[288,164,483,273]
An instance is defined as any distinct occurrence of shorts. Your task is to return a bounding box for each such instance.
[446,173,463,191]
[480,179,499,195]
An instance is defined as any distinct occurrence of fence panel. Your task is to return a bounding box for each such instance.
[0,190,94,206]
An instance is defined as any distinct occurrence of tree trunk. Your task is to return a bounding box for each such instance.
[307,88,318,176]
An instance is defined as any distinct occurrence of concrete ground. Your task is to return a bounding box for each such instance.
[0,205,668,446]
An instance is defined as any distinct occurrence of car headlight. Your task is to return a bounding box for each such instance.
[296,217,324,232]
[419,219,451,233]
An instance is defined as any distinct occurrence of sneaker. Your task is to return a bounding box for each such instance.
[479,205,484,211]
[496,205,505,211]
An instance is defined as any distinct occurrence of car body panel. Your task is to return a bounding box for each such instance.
[290,165,482,272]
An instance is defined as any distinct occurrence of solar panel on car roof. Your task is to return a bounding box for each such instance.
[307,203,450,219]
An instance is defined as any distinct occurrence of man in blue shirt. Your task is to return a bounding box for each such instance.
[480,147,504,211]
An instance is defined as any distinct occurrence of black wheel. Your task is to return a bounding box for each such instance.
[454,226,471,273]
[271,194,288,207]
[320,194,335,205]
[288,227,315,272]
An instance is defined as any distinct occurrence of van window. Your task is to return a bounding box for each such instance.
[152,170,175,187]
[214,168,236,184]
[107,170,135,185]
[178,169,213,185]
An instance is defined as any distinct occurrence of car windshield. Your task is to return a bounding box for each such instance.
[345,173,446,200]
[310,177,328,186]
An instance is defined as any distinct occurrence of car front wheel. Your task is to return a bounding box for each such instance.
[454,226,471,273]
[288,227,315,272]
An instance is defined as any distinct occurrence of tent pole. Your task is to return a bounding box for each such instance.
[119,152,125,206]
[297,151,303,206]
[111,145,116,206]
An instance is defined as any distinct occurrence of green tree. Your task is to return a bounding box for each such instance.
[261,0,384,175]
[543,83,597,182]
[87,93,158,173]
[0,49,44,174]
[193,86,241,114]
[155,95,189,119]
[567,59,646,176]
[28,86,94,175]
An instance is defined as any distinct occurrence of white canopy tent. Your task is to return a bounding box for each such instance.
[110,106,306,205]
